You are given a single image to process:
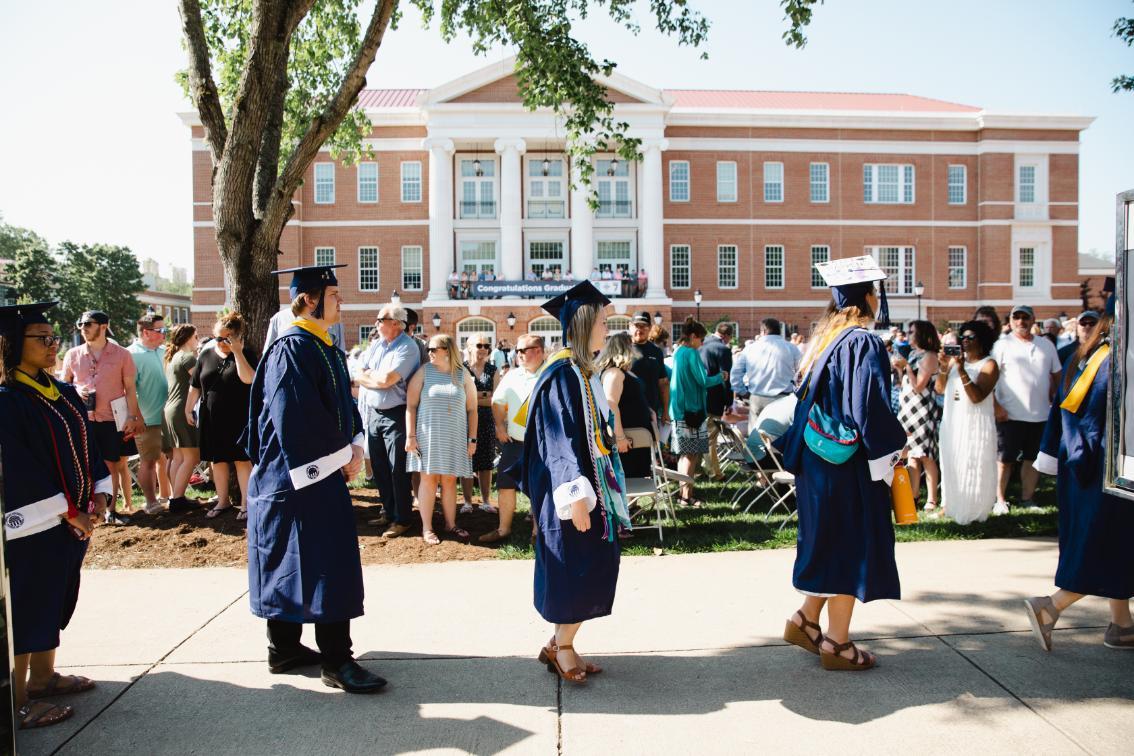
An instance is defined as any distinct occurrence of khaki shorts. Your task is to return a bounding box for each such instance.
[136,425,170,461]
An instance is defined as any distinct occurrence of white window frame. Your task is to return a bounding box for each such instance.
[525,236,569,279]
[669,160,690,202]
[594,156,635,219]
[401,245,423,291]
[947,164,966,205]
[670,244,691,290]
[716,161,737,203]
[457,155,499,219]
[670,323,683,344]
[314,247,336,267]
[456,316,496,352]
[863,163,916,204]
[809,162,829,203]
[809,245,830,289]
[529,316,564,352]
[358,246,379,292]
[718,245,738,290]
[595,237,636,276]
[763,161,784,203]
[607,315,632,334]
[357,162,378,204]
[359,325,374,344]
[525,155,567,219]
[314,162,335,204]
[1018,247,1037,289]
[764,245,785,290]
[867,245,917,296]
[457,235,500,278]
[1017,164,1036,204]
[947,246,967,289]
[400,161,422,203]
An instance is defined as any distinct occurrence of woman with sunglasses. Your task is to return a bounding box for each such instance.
[163,324,200,513]
[0,302,110,730]
[935,320,999,524]
[460,333,500,514]
[405,334,477,544]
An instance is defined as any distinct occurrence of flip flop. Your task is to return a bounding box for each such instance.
[27,673,96,699]
[206,503,233,519]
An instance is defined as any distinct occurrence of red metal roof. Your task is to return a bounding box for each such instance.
[357,89,426,108]
[663,89,980,112]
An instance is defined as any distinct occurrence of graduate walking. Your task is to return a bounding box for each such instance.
[244,264,386,694]
[778,257,907,671]
[512,280,632,684]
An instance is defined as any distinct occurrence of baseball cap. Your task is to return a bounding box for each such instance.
[1010,305,1035,319]
[1076,310,1100,323]
[631,310,652,325]
[76,310,110,327]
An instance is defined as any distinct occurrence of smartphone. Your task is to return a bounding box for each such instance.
[943,344,962,357]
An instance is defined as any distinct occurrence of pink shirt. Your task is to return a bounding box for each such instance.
[63,341,135,422]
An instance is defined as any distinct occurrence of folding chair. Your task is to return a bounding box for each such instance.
[752,430,797,529]
[716,423,771,511]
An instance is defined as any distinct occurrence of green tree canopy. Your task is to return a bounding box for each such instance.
[56,243,146,340]
[1115,4,1134,93]
[1,221,55,306]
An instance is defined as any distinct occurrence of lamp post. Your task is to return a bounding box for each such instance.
[391,289,401,305]
[431,312,442,330]
[913,280,925,321]
[506,312,517,329]
[653,311,663,326]
[694,289,703,322]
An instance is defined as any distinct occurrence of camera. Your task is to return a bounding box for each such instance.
[943,344,962,357]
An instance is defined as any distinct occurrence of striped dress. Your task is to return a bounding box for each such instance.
[407,364,473,478]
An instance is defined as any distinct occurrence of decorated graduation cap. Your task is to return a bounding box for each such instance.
[0,301,58,363]
[272,264,348,299]
[814,255,891,329]
[541,279,611,343]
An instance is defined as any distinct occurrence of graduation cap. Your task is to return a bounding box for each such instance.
[814,256,891,328]
[541,279,611,343]
[272,264,347,299]
[0,302,58,359]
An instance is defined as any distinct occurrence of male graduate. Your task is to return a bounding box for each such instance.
[244,264,386,694]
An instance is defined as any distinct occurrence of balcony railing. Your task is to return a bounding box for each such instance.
[596,199,633,219]
[459,200,497,219]
[527,200,566,219]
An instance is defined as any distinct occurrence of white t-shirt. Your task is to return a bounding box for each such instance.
[991,334,1061,422]
[491,366,538,441]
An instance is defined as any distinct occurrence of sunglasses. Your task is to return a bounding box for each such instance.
[515,346,542,354]
[1011,313,1032,321]
[427,346,447,353]
[1080,320,1098,327]
[376,317,404,325]
[25,335,63,348]
[476,344,491,349]
[215,337,231,345]
[145,327,168,335]
[960,334,976,341]
[76,321,101,328]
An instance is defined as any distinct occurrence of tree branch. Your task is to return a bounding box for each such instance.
[178,0,228,163]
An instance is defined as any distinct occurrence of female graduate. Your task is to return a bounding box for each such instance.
[513,280,632,684]
[1024,310,1134,651]
[778,257,907,671]
[0,302,110,729]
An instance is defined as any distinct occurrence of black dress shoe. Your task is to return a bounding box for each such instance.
[268,644,322,674]
[320,660,387,693]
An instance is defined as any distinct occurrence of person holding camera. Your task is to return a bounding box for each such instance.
[894,320,942,508]
[935,320,999,524]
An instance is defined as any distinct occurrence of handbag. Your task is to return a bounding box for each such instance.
[684,409,707,429]
[803,403,860,464]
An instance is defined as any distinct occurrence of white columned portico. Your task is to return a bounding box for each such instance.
[423,137,455,301]
[495,137,526,280]
[640,138,668,299]
[570,157,595,280]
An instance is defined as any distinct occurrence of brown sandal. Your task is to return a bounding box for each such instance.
[539,643,587,683]
[783,611,824,655]
[18,701,74,729]
[820,639,877,671]
[27,672,96,699]
[540,637,603,675]
[1024,596,1060,652]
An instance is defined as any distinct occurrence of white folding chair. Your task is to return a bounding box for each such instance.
[716,423,772,511]
[752,430,797,529]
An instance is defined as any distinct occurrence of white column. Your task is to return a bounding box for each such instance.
[495,137,526,280]
[423,137,455,301]
[570,157,594,280]
[640,138,668,299]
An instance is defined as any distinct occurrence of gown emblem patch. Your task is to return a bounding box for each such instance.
[5,512,24,529]
[305,464,320,480]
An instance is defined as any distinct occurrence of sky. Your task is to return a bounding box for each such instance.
[1,0,1131,279]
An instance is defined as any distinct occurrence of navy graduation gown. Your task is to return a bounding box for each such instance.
[1036,351,1134,600]
[516,359,620,624]
[0,378,111,654]
[781,330,906,602]
[245,327,365,623]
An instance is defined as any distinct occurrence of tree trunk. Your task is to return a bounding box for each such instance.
[219,229,279,353]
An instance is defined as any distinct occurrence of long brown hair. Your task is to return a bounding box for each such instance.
[1063,315,1111,392]
[164,324,197,367]
[799,298,876,380]
[677,317,707,346]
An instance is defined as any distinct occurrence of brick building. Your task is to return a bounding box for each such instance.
[184,58,1092,347]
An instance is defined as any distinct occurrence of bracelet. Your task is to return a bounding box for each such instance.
[468,437,478,443]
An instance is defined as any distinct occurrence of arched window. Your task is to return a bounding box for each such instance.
[456,316,496,351]
[528,316,563,352]
[606,315,631,335]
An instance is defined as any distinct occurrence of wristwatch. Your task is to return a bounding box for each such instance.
[468,437,478,443]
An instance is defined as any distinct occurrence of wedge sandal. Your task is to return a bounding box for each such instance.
[783,611,824,655]
[819,639,877,671]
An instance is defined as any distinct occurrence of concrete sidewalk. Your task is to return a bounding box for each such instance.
[20,538,1134,755]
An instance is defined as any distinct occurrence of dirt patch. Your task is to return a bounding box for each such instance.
[85,487,529,569]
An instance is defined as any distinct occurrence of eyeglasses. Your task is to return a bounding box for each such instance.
[24,335,63,348]
[476,344,491,350]
[427,346,447,353]
[376,317,404,325]
[145,327,167,335]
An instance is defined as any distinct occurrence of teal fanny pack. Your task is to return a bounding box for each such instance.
[803,404,860,464]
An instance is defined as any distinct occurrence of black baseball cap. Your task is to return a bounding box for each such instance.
[631,311,652,325]
[76,310,110,327]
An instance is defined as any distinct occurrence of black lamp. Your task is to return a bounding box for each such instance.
[431,312,442,330]
[913,280,925,320]
[391,289,401,304]
[653,311,663,326]
[607,157,619,176]
[694,289,703,321]
[541,157,551,176]
[506,312,517,328]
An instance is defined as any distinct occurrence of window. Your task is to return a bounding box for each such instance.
[530,316,564,352]
[869,246,916,295]
[670,244,691,289]
[314,163,335,204]
[459,158,497,219]
[527,240,567,278]
[357,162,378,203]
[810,245,830,288]
[359,325,374,344]
[358,246,379,292]
[401,246,423,291]
[596,240,634,276]
[763,162,784,203]
[764,245,784,289]
[947,165,966,205]
[1019,247,1036,288]
[948,246,967,289]
[607,315,632,334]
[314,247,336,267]
[595,159,632,218]
[457,317,495,351]
[1018,165,1036,204]
[863,163,915,204]
[718,245,738,289]
[670,323,683,344]
[459,240,498,277]
[810,162,829,203]
[717,161,737,203]
[401,161,422,203]
[527,157,566,218]
[669,160,690,202]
